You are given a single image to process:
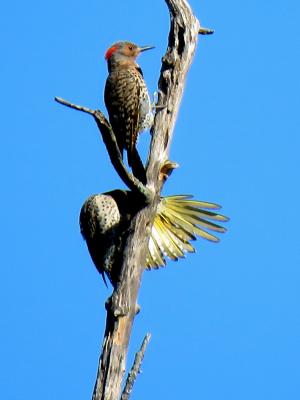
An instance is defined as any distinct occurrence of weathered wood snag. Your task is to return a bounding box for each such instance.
[93,2,207,399]
[56,1,214,399]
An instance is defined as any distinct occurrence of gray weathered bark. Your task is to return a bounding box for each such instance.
[92,2,207,399]
[56,0,213,398]
[120,333,151,400]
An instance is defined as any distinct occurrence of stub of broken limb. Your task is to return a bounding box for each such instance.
[159,159,180,182]
[199,26,214,35]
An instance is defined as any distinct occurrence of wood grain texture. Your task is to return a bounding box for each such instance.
[56,1,208,398]
[92,1,201,399]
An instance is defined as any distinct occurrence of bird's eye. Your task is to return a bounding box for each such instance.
[128,46,133,51]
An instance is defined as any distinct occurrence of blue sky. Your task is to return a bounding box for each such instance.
[1,0,300,399]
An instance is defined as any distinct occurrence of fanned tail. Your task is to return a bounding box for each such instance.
[145,195,229,269]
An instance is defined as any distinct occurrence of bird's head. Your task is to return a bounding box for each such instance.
[105,41,154,70]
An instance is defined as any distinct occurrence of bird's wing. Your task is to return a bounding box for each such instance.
[146,233,166,269]
[145,195,228,269]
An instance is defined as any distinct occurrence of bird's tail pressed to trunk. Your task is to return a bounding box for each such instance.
[129,147,147,184]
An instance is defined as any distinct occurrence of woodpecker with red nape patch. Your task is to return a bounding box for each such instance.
[80,191,228,287]
[104,41,154,183]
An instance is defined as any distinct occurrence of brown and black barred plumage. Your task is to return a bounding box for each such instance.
[104,41,154,180]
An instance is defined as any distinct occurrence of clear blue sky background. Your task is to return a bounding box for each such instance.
[1,0,299,399]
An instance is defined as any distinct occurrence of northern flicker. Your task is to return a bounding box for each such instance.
[79,191,228,287]
[104,41,154,182]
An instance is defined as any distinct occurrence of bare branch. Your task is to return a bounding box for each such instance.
[55,96,96,115]
[54,97,153,201]
[121,333,151,400]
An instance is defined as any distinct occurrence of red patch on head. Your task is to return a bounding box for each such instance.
[105,45,118,60]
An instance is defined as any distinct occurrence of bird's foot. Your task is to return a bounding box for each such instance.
[152,90,166,111]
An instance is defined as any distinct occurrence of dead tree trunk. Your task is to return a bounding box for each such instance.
[92,2,211,399]
[56,0,213,399]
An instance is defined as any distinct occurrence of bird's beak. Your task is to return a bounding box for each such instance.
[139,45,155,52]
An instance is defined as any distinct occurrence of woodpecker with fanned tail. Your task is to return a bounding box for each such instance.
[80,191,228,287]
[104,41,154,183]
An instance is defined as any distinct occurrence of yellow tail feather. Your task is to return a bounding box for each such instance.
[145,195,228,269]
